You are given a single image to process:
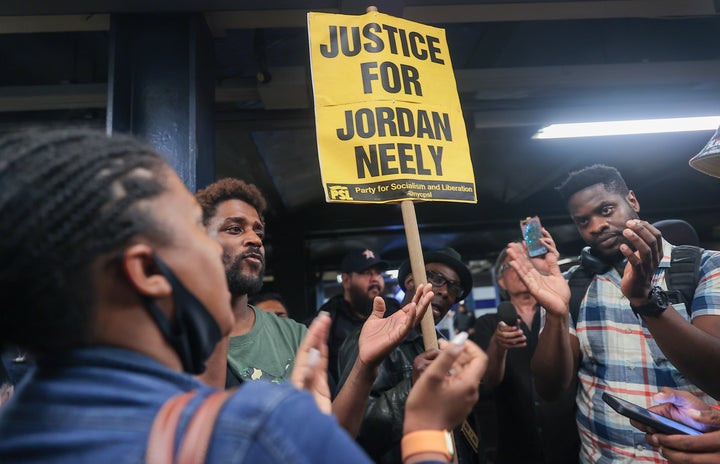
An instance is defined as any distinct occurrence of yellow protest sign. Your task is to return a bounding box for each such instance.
[308,10,476,204]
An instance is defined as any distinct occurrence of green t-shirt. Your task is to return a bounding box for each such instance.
[226,306,307,383]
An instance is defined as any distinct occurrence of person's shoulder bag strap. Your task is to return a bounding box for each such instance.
[146,388,236,464]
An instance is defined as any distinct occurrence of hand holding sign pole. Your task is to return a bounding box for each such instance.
[308,6,476,351]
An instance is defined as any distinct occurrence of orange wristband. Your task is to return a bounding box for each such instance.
[401,430,454,462]
[711,405,720,412]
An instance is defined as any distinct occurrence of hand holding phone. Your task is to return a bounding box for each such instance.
[602,392,703,436]
[520,216,548,257]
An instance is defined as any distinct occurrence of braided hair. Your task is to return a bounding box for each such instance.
[0,128,170,352]
[195,178,267,225]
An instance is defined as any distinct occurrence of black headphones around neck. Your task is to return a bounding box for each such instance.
[579,246,612,275]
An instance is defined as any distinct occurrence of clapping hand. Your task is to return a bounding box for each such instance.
[505,240,570,318]
[290,311,332,414]
[619,220,663,306]
[404,333,488,434]
[357,283,434,370]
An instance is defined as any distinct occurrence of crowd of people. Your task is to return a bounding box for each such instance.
[2,125,720,464]
[0,129,485,464]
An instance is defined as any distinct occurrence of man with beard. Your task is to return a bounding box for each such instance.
[316,248,400,388]
[505,164,720,463]
[195,179,290,386]
[194,178,428,437]
[337,247,482,464]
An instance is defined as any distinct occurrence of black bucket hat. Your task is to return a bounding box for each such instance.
[397,247,472,300]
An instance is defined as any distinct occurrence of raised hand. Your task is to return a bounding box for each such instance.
[538,227,560,261]
[619,220,664,305]
[290,311,332,414]
[357,283,434,369]
[404,334,488,434]
[505,241,570,318]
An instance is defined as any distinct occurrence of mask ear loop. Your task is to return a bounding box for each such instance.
[115,250,222,374]
[149,253,199,369]
[115,250,181,353]
[149,253,223,375]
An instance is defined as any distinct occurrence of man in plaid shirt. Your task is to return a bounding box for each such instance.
[505,164,720,463]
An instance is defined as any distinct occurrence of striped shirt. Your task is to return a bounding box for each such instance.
[567,240,720,463]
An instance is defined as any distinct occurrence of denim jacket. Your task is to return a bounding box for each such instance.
[0,347,376,463]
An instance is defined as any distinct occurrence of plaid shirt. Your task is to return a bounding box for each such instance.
[566,240,720,463]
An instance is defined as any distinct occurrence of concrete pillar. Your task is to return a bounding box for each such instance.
[107,13,214,192]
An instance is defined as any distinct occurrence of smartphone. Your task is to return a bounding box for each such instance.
[602,392,703,436]
[520,216,548,257]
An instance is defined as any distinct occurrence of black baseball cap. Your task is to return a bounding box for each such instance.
[340,248,389,274]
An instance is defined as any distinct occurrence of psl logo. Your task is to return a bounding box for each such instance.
[329,185,353,200]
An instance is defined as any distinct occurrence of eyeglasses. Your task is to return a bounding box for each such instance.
[426,270,464,299]
[498,262,512,275]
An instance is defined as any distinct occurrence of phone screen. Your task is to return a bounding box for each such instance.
[602,392,703,436]
[520,216,548,257]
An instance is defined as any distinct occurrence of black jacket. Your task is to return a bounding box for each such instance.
[317,294,399,389]
[472,311,579,464]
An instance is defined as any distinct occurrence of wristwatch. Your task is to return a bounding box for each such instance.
[630,286,670,318]
[401,429,455,462]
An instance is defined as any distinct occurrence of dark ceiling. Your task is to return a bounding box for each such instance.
[3,1,720,280]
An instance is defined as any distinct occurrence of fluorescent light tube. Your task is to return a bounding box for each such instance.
[533,116,720,139]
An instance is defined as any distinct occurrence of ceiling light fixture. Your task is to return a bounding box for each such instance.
[533,116,720,139]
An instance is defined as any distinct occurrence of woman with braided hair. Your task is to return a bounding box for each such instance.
[0,128,487,463]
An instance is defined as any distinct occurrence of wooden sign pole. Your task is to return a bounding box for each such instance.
[401,200,438,350]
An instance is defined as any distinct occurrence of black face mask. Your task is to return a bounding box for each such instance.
[141,253,222,375]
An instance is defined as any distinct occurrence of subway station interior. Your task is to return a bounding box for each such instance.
[3,1,720,319]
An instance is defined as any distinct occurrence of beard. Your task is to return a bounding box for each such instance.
[592,235,633,263]
[348,284,375,318]
[591,209,640,263]
[224,248,264,296]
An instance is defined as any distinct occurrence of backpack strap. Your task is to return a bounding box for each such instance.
[567,265,595,327]
[146,389,236,464]
[666,245,704,317]
[567,247,613,327]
